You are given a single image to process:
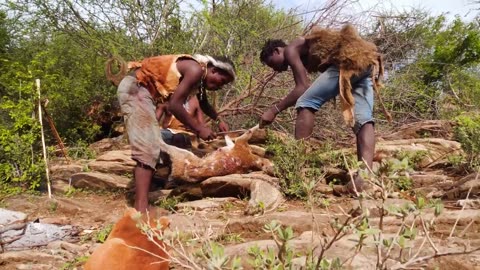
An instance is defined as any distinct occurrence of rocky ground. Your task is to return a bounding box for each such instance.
[1,120,479,270]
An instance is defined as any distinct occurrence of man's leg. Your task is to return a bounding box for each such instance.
[295,108,316,139]
[346,74,375,193]
[295,66,340,139]
[134,163,154,212]
[118,76,161,212]
[356,122,375,169]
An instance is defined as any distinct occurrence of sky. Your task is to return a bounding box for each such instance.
[272,0,478,21]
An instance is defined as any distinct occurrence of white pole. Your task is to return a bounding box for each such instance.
[36,79,52,199]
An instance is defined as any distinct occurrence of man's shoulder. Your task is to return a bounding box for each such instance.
[284,38,307,60]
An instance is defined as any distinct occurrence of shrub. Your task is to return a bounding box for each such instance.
[0,98,45,195]
[454,114,480,170]
[265,133,324,199]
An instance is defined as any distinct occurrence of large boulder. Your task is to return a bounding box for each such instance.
[3,223,79,251]
[87,160,134,175]
[201,173,284,215]
[443,173,480,199]
[169,173,284,214]
[70,172,131,189]
[50,163,84,182]
[0,208,28,234]
[95,150,135,165]
[374,138,463,168]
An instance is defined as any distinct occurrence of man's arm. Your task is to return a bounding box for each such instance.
[260,38,310,127]
[169,60,215,140]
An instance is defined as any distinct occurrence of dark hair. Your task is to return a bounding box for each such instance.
[260,39,287,64]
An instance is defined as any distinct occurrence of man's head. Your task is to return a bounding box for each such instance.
[260,39,288,72]
[194,55,236,90]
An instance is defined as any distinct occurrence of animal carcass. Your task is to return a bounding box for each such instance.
[160,125,274,182]
[84,208,170,270]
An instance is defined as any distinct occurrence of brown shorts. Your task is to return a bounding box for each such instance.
[117,76,162,169]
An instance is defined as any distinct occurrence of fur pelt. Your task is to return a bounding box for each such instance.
[305,24,392,126]
[84,208,170,270]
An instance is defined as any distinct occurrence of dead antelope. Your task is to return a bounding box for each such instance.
[160,125,274,182]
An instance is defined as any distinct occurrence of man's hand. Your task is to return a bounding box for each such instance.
[197,126,216,141]
[259,107,278,128]
[217,120,229,132]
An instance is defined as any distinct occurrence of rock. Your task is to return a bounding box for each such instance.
[176,197,237,211]
[0,250,64,263]
[51,180,72,193]
[95,150,135,165]
[38,217,71,225]
[49,163,84,182]
[4,222,79,251]
[456,199,480,209]
[0,208,28,233]
[444,173,480,199]
[381,120,455,140]
[224,239,277,258]
[410,172,454,189]
[87,160,134,175]
[53,198,84,215]
[15,263,53,270]
[168,213,226,237]
[246,178,284,215]
[60,241,87,254]
[375,138,463,168]
[226,211,335,236]
[224,231,376,269]
[200,173,284,214]
[350,199,414,218]
[148,190,172,204]
[70,172,131,189]
[413,186,442,198]
[89,136,126,154]
[1,227,24,245]
[315,183,334,194]
[46,240,86,254]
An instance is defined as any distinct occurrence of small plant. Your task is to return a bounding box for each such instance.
[48,200,58,212]
[217,233,244,244]
[84,223,114,243]
[395,150,427,170]
[155,196,183,212]
[376,157,414,192]
[222,201,235,212]
[61,255,89,270]
[447,154,465,167]
[64,186,82,197]
[247,220,295,269]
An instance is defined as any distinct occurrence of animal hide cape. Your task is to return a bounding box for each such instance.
[305,24,392,126]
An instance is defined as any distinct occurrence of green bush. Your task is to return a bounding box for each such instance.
[454,114,480,170]
[0,98,45,195]
[265,133,324,199]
